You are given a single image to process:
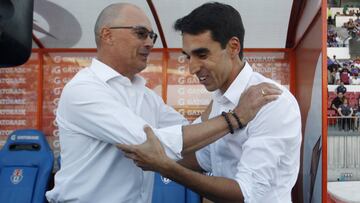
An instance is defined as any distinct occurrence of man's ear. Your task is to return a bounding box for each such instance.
[100,27,113,45]
[227,37,240,58]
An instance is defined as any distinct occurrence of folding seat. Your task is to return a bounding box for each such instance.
[0,129,54,203]
[355,92,360,99]
[348,92,355,99]
[152,172,200,203]
[328,92,336,99]
[350,97,357,107]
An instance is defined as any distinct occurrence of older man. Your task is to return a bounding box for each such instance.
[46,3,280,203]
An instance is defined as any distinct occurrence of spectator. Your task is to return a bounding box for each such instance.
[345,19,358,38]
[349,10,355,16]
[342,59,352,68]
[327,30,339,47]
[333,55,341,67]
[351,75,360,84]
[338,98,353,131]
[331,85,347,114]
[354,57,360,66]
[340,67,351,84]
[350,65,359,76]
[353,97,360,130]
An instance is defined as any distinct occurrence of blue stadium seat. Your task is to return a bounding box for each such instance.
[0,129,54,203]
[152,172,200,203]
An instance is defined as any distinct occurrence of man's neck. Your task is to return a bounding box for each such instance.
[97,54,135,81]
[220,59,245,93]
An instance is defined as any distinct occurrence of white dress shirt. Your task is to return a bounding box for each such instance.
[46,59,188,203]
[196,63,302,203]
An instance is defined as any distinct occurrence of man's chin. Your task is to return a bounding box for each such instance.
[203,85,216,92]
[136,64,147,72]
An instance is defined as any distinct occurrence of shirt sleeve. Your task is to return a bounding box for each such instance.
[148,91,189,159]
[153,91,189,128]
[57,81,184,160]
[195,145,212,172]
[234,94,302,203]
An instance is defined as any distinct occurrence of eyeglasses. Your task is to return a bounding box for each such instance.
[109,26,158,44]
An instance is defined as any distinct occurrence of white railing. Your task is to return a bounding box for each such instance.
[328,116,359,131]
[328,116,360,170]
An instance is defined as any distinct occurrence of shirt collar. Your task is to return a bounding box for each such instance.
[90,58,146,87]
[213,62,253,105]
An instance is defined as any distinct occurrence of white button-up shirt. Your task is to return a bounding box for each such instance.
[46,59,188,203]
[196,63,302,203]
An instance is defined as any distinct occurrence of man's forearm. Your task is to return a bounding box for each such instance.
[160,160,244,203]
[181,114,238,155]
[177,153,203,172]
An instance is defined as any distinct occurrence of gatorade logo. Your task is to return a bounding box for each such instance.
[10,134,16,141]
[160,176,172,184]
[10,169,23,184]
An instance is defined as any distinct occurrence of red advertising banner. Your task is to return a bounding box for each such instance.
[245,51,290,88]
[167,52,211,122]
[0,49,290,151]
[0,53,39,146]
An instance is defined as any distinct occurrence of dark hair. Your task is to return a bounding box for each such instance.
[174,2,245,59]
[336,85,347,94]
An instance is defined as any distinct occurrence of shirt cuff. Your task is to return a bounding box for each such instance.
[235,169,271,203]
[153,125,183,161]
[195,148,211,172]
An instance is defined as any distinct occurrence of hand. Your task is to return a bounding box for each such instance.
[234,82,282,125]
[117,126,173,172]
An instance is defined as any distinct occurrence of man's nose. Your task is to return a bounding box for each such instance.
[144,35,154,47]
[145,37,154,49]
[189,58,201,75]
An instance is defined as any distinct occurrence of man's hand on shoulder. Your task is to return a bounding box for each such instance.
[234,82,282,126]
